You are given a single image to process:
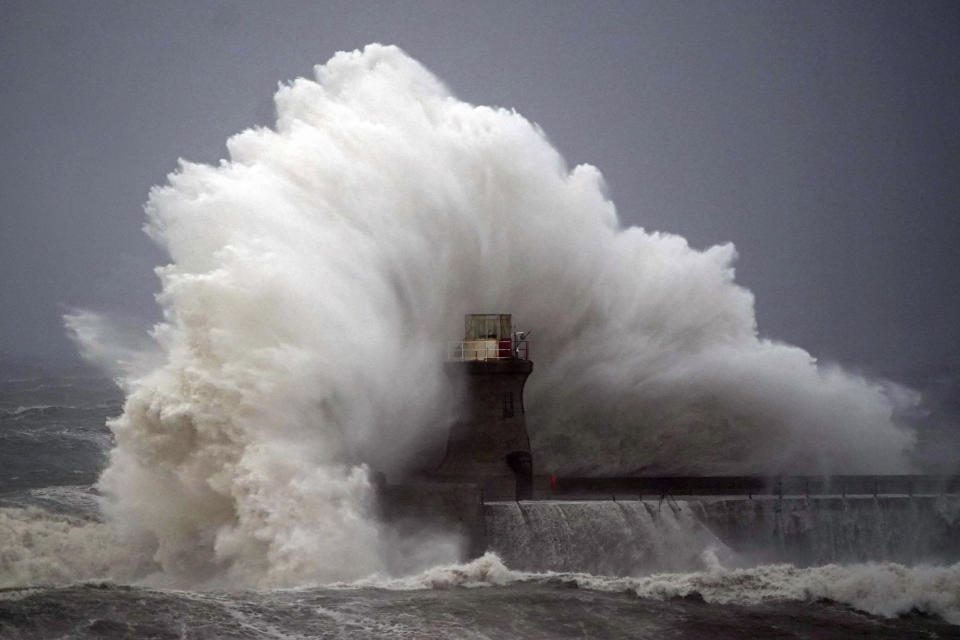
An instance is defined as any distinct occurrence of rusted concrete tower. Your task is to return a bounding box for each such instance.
[434,314,533,499]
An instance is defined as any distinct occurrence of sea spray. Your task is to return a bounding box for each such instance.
[483,500,733,575]
[0,507,138,588]
[53,43,915,587]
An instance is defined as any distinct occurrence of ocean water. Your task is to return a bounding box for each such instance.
[2,578,957,640]
[0,374,119,491]
[2,374,960,639]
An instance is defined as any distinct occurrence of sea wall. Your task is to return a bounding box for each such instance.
[483,499,726,574]
[481,496,960,575]
[378,478,960,572]
[699,495,960,567]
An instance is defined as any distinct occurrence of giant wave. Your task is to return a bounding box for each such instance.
[37,43,919,588]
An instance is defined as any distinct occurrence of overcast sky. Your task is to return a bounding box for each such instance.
[1,0,958,379]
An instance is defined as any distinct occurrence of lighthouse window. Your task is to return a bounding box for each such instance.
[465,314,510,340]
[503,391,514,419]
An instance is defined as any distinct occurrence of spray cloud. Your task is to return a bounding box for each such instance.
[68,44,913,586]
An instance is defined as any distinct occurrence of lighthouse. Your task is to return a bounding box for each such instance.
[434,314,534,500]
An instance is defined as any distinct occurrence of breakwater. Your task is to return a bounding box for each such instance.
[484,496,960,574]
[380,476,960,573]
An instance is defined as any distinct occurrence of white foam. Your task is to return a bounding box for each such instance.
[350,552,525,590]
[6,405,55,415]
[0,507,142,588]
[57,43,916,587]
[361,553,960,624]
[577,561,960,624]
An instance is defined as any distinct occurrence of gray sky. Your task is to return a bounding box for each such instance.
[1,0,958,379]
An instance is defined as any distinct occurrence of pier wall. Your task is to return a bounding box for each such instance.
[379,476,960,569]
[482,495,960,574]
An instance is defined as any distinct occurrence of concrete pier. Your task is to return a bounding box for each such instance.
[482,494,960,573]
[378,475,960,566]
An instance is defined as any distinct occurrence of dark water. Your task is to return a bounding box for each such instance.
[0,374,119,491]
[2,581,959,640]
[2,373,959,639]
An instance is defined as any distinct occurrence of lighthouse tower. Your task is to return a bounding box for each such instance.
[434,314,533,499]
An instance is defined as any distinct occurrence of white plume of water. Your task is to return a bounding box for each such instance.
[62,43,914,586]
[484,500,734,575]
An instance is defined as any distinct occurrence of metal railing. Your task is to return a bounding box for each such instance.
[448,340,529,361]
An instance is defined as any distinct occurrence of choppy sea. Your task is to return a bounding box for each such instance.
[1,372,959,639]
